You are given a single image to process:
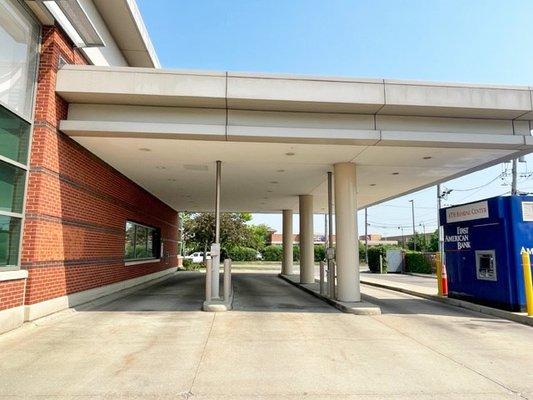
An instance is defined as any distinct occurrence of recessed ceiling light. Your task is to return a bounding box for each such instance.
[285,152,295,156]
[139,148,151,152]
[423,156,432,160]
[156,166,166,170]
[392,172,399,175]
[269,181,279,184]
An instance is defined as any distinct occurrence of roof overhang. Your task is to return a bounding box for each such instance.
[56,66,533,119]
[91,0,159,68]
[55,66,533,212]
[26,0,159,67]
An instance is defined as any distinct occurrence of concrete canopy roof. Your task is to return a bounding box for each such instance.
[57,65,533,118]
[92,0,159,68]
[56,65,533,213]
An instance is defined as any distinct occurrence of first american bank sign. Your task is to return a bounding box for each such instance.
[445,201,489,250]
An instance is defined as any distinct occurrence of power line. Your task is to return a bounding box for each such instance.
[444,173,504,193]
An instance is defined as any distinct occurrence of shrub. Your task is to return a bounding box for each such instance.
[405,251,434,274]
[367,245,400,273]
[263,245,283,261]
[314,244,326,262]
[228,246,258,261]
[182,258,200,271]
[293,245,300,262]
[359,242,366,263]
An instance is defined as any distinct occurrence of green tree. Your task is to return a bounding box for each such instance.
[246,224,271,251]
[183,213,252,256]
[407,232,427,252]
[428,229,439,252]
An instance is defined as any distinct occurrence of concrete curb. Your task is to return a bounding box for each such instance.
[361,279,533,327]
[279,274,381,315]
[405,272,437,279]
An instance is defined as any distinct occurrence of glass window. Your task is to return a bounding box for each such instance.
[0,215,21,267]
[0,160,26,214]
[0,105,31,164]
[0,0,40,119]
[125,221,135,259]
[124,221,160,261]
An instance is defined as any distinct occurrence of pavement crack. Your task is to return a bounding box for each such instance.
[188,312,216,396]
[371,314,527,398]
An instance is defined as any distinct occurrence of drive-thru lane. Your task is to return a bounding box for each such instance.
[0,271,531,399]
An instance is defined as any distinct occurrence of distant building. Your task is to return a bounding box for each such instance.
[268,232,333,245]
[359,234,398,246]
[268,232,397,246]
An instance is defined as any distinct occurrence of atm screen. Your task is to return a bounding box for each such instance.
[476,250,497,281]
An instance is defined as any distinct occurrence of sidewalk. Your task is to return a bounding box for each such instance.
[360,271,533,327]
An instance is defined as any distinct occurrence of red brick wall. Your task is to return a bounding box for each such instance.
[21,25,179,305]
[0,280,26,311]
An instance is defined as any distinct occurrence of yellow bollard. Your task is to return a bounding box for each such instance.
[435,252,443,296]
[521,252,533,316]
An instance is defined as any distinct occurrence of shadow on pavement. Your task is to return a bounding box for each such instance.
[78,271,339,313]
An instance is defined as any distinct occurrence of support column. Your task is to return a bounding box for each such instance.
[211,160,222,299]
[334,162,360,302]
[282,209,294,275]
[299,195,314,284]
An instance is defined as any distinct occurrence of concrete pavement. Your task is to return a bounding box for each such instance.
[360,271,533,326]
[0,271,532,399]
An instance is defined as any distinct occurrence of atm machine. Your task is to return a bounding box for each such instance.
[440,195,533,311]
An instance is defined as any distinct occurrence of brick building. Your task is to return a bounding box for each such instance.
[0,0,178,334]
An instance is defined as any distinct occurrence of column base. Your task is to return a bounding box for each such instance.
[203,289,233,312]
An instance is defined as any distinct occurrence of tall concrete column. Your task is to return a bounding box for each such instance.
[299,195,314,284]
[334,162,360,302]
[282,209,294,275]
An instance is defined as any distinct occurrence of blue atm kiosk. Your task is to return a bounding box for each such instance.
[440,195,533,311]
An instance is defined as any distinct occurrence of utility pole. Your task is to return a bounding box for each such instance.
[419,223,426,251]
[409,199,416,251]
[364,208,368,264]
[437,184,443,260]
[512,158,518,195]
[398,226,405,249]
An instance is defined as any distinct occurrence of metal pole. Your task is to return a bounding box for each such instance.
[223,258,232,301]
[364,208,368,264]
[319,261,325,295]
[421,223,426,251]
[324,213,328,249]
[512,158,518,195]
[328,172,334,247]
[437,184,445,272]
[521,252,533,316]
[205,259,212,302]
[215,160,221,243]
[410,199,416,251]
[327,171,335,299]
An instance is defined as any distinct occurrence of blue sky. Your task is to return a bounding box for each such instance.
[138,0,533,235]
